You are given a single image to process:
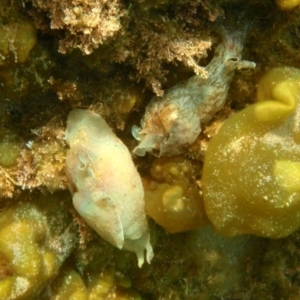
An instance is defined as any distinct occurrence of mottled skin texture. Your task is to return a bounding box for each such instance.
[132,30,256,157]
[65,109,153,267]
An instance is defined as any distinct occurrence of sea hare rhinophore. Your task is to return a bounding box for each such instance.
[202,67,300,238]
[65,109,153,267]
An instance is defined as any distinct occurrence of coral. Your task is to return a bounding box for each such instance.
[0,12,39,102]
[27,0,213,95]
[0,194,77,300]
[275,0,300,10]
[65,109,153,267]
[202,67,300,238]
[0,18,36,66]
[88,267,141,300]
[50,269,88,300]
[110,87,143,130]
[113,14,212,96]
[0,140,20,168]
[0,136,21,198]
[16,124,67,193]
[143,156,208,233]
[30,0,124,54]
[47,266,141,300]
[0,121,68,198]
[2,0,300,299]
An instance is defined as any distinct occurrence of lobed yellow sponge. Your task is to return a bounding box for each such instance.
[144,157,208,233]
[275,0,300,10]
[0,202,63,300]
[202,67,300,238]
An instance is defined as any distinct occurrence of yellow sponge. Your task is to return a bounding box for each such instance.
[275,0,300,10]
[202,67,300,238]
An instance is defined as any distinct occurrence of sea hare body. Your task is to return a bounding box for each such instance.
[132,30,256,157]
[65,109,153,267]
[202,67,300,238]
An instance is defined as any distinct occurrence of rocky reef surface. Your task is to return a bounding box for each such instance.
[1,0,300,299]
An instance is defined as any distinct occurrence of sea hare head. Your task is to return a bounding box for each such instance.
[202,67,300,238]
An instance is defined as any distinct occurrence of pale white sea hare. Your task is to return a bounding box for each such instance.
[65,109,153,267]
[132,30,256,156]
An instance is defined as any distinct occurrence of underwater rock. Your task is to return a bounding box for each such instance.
[132,29,255,157]
[202,67,300,238]
[65,109,153,267]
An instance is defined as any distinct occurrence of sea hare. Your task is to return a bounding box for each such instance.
[65,109,153,267]
[132,29,255,157]
[202,67,300,238]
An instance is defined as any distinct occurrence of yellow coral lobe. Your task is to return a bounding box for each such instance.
[0,278,14,300]
[88,267,140,300]
[42,251,59,278]
[202,67,300,238]
[14,20,37,63]
[255,68,300,122]
[0,222,43,278]
[144,157,208,233]
[113,87,140,115]
[162,185,185,213]
[0,141,20,167]
[0,27,9,65]
[273,160,300,194]
[0,19,36,66]
[88,268,115,299]
[53,270,88,300]
[275,0,300,10]
[0,200,71,300]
